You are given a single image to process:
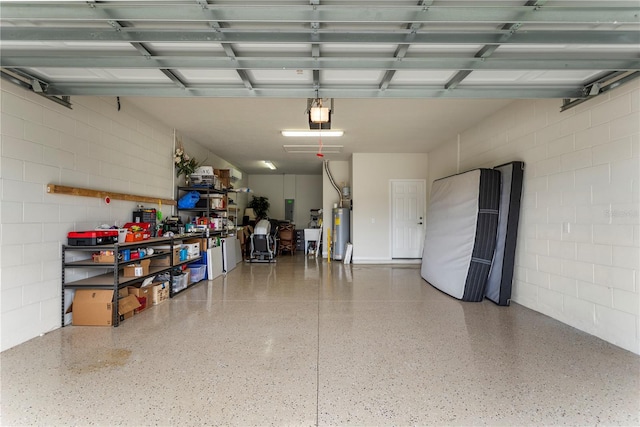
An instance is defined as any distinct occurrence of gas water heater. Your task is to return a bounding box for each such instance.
[332,207,350,260]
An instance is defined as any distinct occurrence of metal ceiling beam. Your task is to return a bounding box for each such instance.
[445,0,547,90]
[83,0,188,92]
[2,28,636,45]
[39,82,585,99]
[4,55,638,71]
[195,0,254,90]
[3,4,638,24]
[310,0,321,92]
[379,0,433,91]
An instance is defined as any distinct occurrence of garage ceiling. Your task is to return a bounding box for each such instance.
[1,1,639,174]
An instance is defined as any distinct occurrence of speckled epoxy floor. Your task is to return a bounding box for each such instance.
[1,255,639,426]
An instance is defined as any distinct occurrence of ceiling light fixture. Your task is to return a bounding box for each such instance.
[309,99,329,123]
[263,160,276,170]
[307,97,333,130]
[281,130,343,137]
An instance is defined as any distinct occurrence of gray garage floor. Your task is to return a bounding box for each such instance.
[2,255,638,426]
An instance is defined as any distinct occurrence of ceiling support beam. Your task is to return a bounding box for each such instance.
[445,0,547,90]
[2,1,636,102]
[307,0,328,124]
[39,82,587,99]
[4,55,637,71]
[379,0,433,91]
[196,0,254,91]
[3,4,638,24]
[310,0,321,95]
[85,0,189,92]
[3,28,635,45]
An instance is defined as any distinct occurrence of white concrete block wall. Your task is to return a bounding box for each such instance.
[430,81,640,354]
[1,84,176,351]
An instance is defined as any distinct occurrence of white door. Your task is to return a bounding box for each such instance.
[391,180,426,258]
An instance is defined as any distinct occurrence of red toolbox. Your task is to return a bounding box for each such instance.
[67,230,119,246]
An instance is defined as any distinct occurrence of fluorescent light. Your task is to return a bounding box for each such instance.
[263,160,276,170]
[281,130,344,137]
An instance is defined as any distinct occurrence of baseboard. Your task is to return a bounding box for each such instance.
[352,257,421,265]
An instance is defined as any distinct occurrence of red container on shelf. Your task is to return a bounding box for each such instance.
[123,222,152,240]
[67,230,118,246]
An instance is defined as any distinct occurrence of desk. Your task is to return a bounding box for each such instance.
[304,228,322,257]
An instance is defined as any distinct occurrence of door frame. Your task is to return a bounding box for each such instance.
[389,179,427,259]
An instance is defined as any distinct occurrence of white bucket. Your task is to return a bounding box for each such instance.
[117,229,128,243]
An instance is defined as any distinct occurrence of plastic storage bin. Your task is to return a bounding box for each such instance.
[189,264,206,283]
[172,273,189,293]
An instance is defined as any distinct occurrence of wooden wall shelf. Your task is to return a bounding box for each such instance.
[47,184,176,206]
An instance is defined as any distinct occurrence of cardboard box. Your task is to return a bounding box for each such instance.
[127,286,152,313]
[184,242,200,259]
[72,290,114,326]
[150,281,169,305]
[193,166,214,176]
[93,252,115,263]
[184,237,206,253]
[150,247,180,266]
[122,259,151,277]
[118,294,141,320]
[71,290,141,326]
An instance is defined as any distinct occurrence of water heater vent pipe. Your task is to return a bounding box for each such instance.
[324,160,343,208]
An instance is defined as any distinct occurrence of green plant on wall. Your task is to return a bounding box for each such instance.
[248,196,270,220]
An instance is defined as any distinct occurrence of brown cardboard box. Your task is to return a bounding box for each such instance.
[71,290,141,326]
[127,286,152,313]
[122,259,151,277]
[93,253,115,263]
[149,247,180,266]
[72,290,114,326]
[150,281,169,305]
[118,294,141,320]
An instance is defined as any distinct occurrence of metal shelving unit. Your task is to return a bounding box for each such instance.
[176,185,228,237]
[61,235,204,327]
